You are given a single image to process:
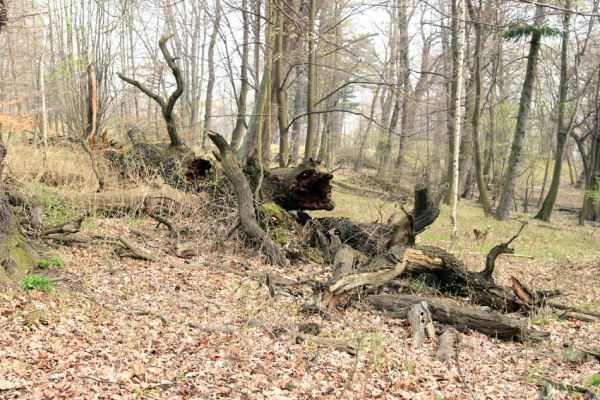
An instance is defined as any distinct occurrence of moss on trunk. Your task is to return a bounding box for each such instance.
[0,225,37,282]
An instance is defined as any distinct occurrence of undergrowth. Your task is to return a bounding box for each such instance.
[20,274,53,294]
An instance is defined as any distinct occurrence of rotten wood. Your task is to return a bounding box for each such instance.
[435,327,459,364]
[252,158,335,211]
[209,133,289,268]
[331,245,358,281]
[314,185,446,256]
[369,294,549,342]
[407,301,435,347]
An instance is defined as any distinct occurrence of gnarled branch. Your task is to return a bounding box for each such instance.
[118,33,184,147]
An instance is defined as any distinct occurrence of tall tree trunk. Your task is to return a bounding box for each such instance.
[395,0,410,171]
[450,0,466,240]
[275,0,289,167]
[291,64,304,162]
[443,3,456,205]
[495,5,545,220]
[0,0,37,282]
[580,67,600,223]
[304,0,317,160]
[201,0,222,149]
[230,0,250,151]
[468,0,491,214]
[238,0,273,166]
[535,0,571,221]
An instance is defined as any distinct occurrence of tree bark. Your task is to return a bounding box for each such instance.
[535,1,571,221]
[495,5,545,220]
[201,0,222,149]
[369,294,548,342]
[450,0,466,239]
[0,1,38,282]
[468,0,491,215]
[275,0,290,167]
[230,0,250,151]
[82,64,106,192]
[209,133,289,267]
[304,0,317,160]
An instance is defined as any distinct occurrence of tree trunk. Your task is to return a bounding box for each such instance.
[535,0,571,221]
[291,65,304,162]
[0,131,37,282]
[495,5,545,220]
[450,0,466,239]
[209,133,289,268]
[304,0,317,160]
[369,294,548,342]
[275,0,290,167]
[230,0,250,151]
[580,67,600,223]
[468,0,491,214]
[201,0,222,149]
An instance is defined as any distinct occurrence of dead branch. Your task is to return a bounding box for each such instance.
[209,132,289,268]
[118,236,157,261]
[482,222,527,279]
[369,294,549,342]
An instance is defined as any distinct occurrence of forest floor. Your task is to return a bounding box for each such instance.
[1,147,599,399]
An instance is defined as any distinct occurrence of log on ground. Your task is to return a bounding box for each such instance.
[56,181,206,216]
[314,185,446,256]
[368,294,549,342]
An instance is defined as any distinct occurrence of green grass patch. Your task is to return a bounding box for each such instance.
[20,274,53,294]
[37,255,64,269]
[588,375,600,387]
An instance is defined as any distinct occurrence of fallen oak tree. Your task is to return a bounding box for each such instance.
[245,157,335,211]
[313,185,447,255]
[208,133,289,267]
[106,125,213,190]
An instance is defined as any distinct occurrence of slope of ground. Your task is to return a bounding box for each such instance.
[1,148,599,399]
[1,203,599,399]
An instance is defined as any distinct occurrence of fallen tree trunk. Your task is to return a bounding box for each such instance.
[246,158,335,211]
[314,185,447,255]
[368,294,549,342]
[318,221,533,313]
[209,133,289,268]
[106,125,213,189]
[54,181,206,216]
[320,244,524,311]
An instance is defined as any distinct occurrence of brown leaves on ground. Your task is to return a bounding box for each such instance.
[0,217,598,399]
